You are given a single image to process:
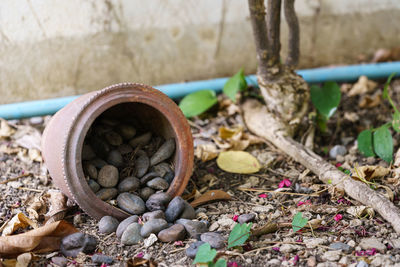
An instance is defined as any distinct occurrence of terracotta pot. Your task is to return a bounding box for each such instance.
[41,83,194,220]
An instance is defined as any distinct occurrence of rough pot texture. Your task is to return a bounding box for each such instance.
[42,83,194,220]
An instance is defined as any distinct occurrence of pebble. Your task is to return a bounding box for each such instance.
[144,233,158,247]
[98,165,119,188]
[107,150,124,167]
[329,145,347,159]
[158,224,186,242]
[52,256,68,267]
[200,232,225,249]
[98,216,119,234]
[91,254,113,265]
[60,232,97,257]
[96,188,118,201]
[82,144,96,160]
[238,213,256,224]
[135,151,150,178]
[165,196,186,222]
[304,238,327,248]
[118,177,140,192]
[140,219,169,237]
[84,163,98,179]
[356,260,369,267]
[89,158,108,169]
[139,187,155,201]
[150,138,175,166]
[359,237,386,252]
[116,215,139,238]
[146,192,171,211]
[146,177,169,190]
[186,241,206,259]
[140,172,160,185]
[180,201,196,220]
[105,131,123,146]
[389,238,400,249]
[90,137,110,158]
[117,193,146,215]
[129,132,152,147]
[143,210,166,222]
[322,250,342,261]
[29,116,44,125]
[330,242,353,253]
[88,179,100,193]
[152,163,171,178]
[121,223,143,245]
[307,256,317,267]
[118,143,133,155]
[280,244,301,253]
[176,219,208,238]
[267,259,281,266]
[164,171,175,184]
[117,124,136,140]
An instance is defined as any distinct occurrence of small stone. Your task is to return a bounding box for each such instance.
[116,215,139,238]
[82,144,96,160]
[60,232,97,257]
[180,201,196,220]
[73,214,85,226]
[90,137,110,158]
[359,237,386,252]
[330,242,353,253]
[165,196,186,222]
[356,260,369,267]
[29,116,44,125]
[389,238,400,249]
[150,138,175,166]
[83,163,98,179]
[164,171,175,184]
[267,259,281,266]
[200,232,225,249]
[186,241,206,259]
[329,145,347,159]
[105,131,123,146]
[89,158,108,169]
[135,151,150,178]
[121,223,143,245]
[280,244,301,253]
[304,238,327,249]
[176,219,207,238]
[129,132,152,147]
[91,254,113,265]
[118,177,140,192]
[147,177,169,190]
[117,193,146,215]
[140,172,160,184]
[139,187,155,201]
[88,179,100,193]
[96,188,118,201]
[52,256,68,267]
[339,256,350,265]
[347,240,356,247]
[322,250,342,261]
[140,219,169,237]
[117,124,136,140]
[146,192,171,211]
[144,233,158,247]
[158,224,186,242]
[107,150,124,167]
[307,256,317,267]
[238,213,256,224]
[143,210,166,222]
[152,163,171,178]
[98,165,119,188]
[98,216,119,234]
[118,143,133,155]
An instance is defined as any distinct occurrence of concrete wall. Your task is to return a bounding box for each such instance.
[0,0,399,104]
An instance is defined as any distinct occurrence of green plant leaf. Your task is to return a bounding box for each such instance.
[223,68,247,102]
[179,90,218,118]
[357,129,376,157]
[292,212,308,232]
[212,258,227,267]
[392,111,400,133]
[227,223,252,249]
[382,72,396,100]
[373,125,393,163]
[310,81,341,119]
[193,243,217,264]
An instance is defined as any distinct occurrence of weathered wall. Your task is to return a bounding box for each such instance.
[0,0,399,104]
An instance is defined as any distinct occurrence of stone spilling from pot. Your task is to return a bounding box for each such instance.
[81,117,176,214]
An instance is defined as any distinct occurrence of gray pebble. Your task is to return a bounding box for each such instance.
[238,213,256,224]
[140,219,169,238]
[180,202,196,220]
[118,177,140,192]
[107,150,124,168]
[140,172,159,185]
[164,171,175,184]
[105,131,123,146]
[88,179,100,193]
[60,232,97,257]
[176,219,208,238]
[356,260,369,267]
[117,192,146,215]
[146,192,171,211]
[82,144,96,160]
[116,215,139,238]
[147,177,169,190]
[129,132,152,147]
[139,187,155,201]
[51,256,68,267]
[330,242,353,253]
[98,165,119,188]
[98,216,119,234]
[118,143,133,155]
[121,223,143,245]
[117,124,136,140]
[84,163,98,179]
[200,232,225,249]
[143,210,166,222]
[91,254,113,265]
[329,145,347,159]
[135,150,150,178]
[165,196,185,223]
[158,224,186,242]
[89,158,108,169]
[90,137,110,158]
[152,163,171,178]
[186,241,206,259]
[96,188,118,201]
[150,138,175,166]
[29,116,44,125]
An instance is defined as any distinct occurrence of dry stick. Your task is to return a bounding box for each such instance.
[283,0,299,66]
[243,99,400,233]
[266,0,282,70]
[0,173,32,184]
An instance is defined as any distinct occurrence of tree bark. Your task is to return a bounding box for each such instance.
[284,0,299,67]
[266,0,282,77]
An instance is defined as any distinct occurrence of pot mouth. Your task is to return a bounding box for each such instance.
[63,83,193,220]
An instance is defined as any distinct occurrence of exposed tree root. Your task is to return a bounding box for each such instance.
[242,99,400,233]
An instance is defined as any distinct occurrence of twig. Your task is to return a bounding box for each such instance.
[284,0,299,66]
[18,187,43,193]
[169,248,186,254]
[0,173,32,184]
[266,0,282,70]
[238,187,319,197]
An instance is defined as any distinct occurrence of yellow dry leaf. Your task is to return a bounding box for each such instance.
[2,213,38,236]
[28,149,42,162]
[346,206,375,218]
[218,125,243,140]
[194,143,219,162]
[356,165,390,181]
[16,252,32,267]
[217,151,260,174]
[0,119,16,138]
[348,76,377,96]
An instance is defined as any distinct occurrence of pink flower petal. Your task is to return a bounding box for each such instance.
[174,241,184,246]
[279,179,292,188]
[334,214,343,222]
[227,262,239,267]
[136,252,144,258]
[258,193,268,198]
[297,201,305,207]
[232,215,239,222]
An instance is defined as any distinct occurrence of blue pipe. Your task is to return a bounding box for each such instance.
[1,62,400,120]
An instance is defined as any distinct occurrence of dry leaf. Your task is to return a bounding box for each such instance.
[44,191,68,224]
[372,47,400,62]
[2,213,38,236]
[190,190,232,208]
[16,252,32,267]
[0,220,78,258]
[199,174,219,187]
[124,257,158,267]
[394,148,400,167]
[26,197,47,221]
[354,165,390,181]
[217,151,260,174]
[0,119,16,138]
[346,206,375,219]
[348,76,377,96]
[194,143,219,162]
[359,92,381,108]
[28,149,42,162]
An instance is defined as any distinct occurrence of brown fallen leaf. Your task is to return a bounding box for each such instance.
[194,143,219,162]
[355,165,390,181]
[44,190,68,224]
[124,257,158,267]
[348,76,377,96]
[1,213,38,236]
[359,92,381,108]
[0,220,78,258]
[190,190,232,208]
[16,252,33,267]
[372,46,400,63]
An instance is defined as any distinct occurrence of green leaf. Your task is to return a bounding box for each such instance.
[357,129,376,157]
[292,212,308,232]
[382,72,396,100]
[212,258,227,267]
[393,111,400,133]
[179,90,218,118]
[223,68,247,102]
[193,243,217,264]
[310,81,341,119]
[227,223,252,249]
[373,125,393,163]
[316,113,328,132]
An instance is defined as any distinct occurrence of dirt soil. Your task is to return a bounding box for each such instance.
[1,77,400,267]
